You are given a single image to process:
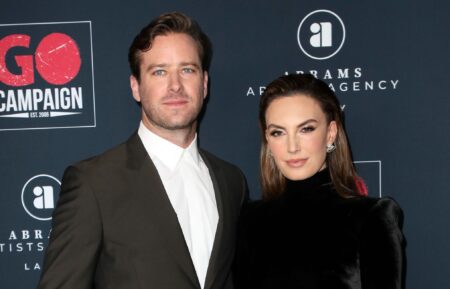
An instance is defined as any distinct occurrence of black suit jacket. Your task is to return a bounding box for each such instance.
[38,133,247,289]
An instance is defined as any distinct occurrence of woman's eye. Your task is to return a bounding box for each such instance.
[301,126,316,133]
[269,130,283,137]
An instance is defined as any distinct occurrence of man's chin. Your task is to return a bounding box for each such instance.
[157,119,197,131]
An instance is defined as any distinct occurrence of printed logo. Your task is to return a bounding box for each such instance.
[21,174,60,221]
[0,21,96,131]
[297,10,345,60]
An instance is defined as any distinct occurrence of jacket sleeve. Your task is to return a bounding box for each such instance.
[37,165,102,289]
[359,197,406,289]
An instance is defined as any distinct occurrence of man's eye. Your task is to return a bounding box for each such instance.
[153,70,166,76]
[182,67,195,73]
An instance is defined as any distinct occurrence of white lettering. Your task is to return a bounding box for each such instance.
[0,90,5,112]
[25,242,33,251]
[9,230,17,240]
[259,86,266,95]
[18,89,32,111]
[43,88,55,110]
[34,230,43,239]
[60,88,71,109]
[365,81,374,90]
[391,79,399,89]
[6,90,18,111]
[337,68,349,79]
[309,70,318,77]
[0,87,84,112]
[71,87,83,109]
[246,87,255,96]
[23,262,41,271]
[32,89,43,110]
[323,69,332,79]
[339,82,348,92]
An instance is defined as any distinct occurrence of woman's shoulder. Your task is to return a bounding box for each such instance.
[345,196,404,233]
[365,197,404,230]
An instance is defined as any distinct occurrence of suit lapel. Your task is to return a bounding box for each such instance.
[126,133,200,288]
[201,151,228,289]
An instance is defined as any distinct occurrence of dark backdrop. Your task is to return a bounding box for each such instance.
[1,1,449,288]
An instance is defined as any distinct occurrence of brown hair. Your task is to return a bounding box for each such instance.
[259,74,365,200]
[128,12,212,81]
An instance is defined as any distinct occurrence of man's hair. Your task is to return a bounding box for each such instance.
[128,11,212,81]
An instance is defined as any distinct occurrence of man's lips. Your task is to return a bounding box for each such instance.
[286,158,307,167]
[163,98,189,106]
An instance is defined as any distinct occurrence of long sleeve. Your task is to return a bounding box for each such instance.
[359,197,406,289]
[37,165,102,289]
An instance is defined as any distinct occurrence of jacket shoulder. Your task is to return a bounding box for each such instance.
[70,133,140,172]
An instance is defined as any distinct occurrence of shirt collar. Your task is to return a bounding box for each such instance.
[138,121,200,171]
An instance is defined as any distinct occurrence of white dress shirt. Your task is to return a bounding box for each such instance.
[138,122,218,288]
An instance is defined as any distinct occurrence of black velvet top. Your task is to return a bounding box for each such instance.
[234,169,406,289]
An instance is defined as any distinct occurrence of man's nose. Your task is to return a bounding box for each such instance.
[168,72,182,92]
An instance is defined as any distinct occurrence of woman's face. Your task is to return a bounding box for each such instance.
[265,94,337,181]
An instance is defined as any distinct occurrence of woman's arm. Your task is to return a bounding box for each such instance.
[360,197,406,289]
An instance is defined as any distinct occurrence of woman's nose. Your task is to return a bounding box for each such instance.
[287,134,300,153]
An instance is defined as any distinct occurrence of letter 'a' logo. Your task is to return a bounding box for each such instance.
[297,10,346,60]
[21,174,61,221]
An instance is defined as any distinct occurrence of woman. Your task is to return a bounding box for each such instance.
[234,74,405,289]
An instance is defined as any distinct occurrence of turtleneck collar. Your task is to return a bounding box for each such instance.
[283,168,335,200]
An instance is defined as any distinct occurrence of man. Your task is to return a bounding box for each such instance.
[38,12,247,289]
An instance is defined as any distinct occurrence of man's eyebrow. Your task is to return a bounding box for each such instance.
[144,63,168,72]
[179,62,201,69]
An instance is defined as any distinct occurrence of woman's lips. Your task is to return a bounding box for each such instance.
[286,158,307,167]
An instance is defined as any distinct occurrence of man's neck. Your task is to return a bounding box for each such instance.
[142,120,197,148]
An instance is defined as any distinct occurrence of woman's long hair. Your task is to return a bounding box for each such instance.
[259,74,366,200]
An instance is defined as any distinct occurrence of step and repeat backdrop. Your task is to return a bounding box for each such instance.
[1,1,449,288]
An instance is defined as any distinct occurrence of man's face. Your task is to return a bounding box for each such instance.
[130,33,208,134]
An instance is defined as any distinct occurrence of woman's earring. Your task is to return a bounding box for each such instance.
[326,143,336,153]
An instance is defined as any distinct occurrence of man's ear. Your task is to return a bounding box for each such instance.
[130,75,141,102]
[203,71,209,99]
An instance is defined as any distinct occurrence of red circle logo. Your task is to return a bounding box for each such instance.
[35,33,81,85]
